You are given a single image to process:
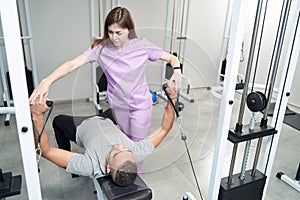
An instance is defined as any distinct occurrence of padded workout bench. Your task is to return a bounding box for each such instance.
[93,175,152,200]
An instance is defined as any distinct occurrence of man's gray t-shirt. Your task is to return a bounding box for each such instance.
[66,116,154,178]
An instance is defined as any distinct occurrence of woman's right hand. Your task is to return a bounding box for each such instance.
[30,96,51,116]
[169,68,182,92]
[29,78,52,104]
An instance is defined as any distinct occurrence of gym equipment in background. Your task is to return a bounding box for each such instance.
[94,66,108,114]
[0,0,38,126]
[157,0,194,104]
[219,0,291,199]
[0,52,14,126]
[211,0,300,199]
[149,90,158,104]
[276,163,300,193]
[0,168,22,199]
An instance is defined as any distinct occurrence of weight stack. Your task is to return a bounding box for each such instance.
[218,169,266,200]
[0,169,22,199]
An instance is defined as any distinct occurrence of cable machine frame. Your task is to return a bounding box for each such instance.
[0,0,42,199]
[208,0,300,199]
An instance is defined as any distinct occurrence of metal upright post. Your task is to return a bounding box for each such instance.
[207,0,245,199]
[90,0,100,111]
[216,0,234,86]
[0,0,42,199]
[90,0,105,112]
[261,0,300,198]
[23,0,38,87]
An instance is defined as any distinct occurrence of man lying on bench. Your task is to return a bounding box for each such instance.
[30,83,177,187]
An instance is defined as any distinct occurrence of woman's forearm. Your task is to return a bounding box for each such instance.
[45,54,89,84]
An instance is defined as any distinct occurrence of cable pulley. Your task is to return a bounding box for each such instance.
[246,91,267,112]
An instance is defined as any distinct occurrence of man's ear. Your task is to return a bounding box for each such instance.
[106,164,111,174]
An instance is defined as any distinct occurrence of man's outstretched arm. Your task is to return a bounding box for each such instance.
[31,99,73,167]
[147,84,177,147]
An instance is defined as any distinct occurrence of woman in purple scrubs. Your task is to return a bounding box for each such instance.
[30,7,181,147]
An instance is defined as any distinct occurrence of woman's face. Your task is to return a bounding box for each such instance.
[108,23,129,49]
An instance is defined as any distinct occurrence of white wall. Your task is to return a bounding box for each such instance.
[0,0,299,107]
[187,0,228,86]
[29,0,92,101]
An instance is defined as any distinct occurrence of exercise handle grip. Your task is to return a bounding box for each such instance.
[163,84,179,118]
[163,83,168,89]
[46,100,53,107]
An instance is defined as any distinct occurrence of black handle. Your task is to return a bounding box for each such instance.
[163,84,179,118]
[163,83,168,89]
[46,100,53,107]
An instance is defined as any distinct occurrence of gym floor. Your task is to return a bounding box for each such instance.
[0,88,299,200]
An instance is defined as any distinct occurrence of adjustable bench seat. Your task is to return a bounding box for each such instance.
[93,175,152,200]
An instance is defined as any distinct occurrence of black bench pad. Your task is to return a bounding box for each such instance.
[96,175,152,200]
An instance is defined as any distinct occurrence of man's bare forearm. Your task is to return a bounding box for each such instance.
[32,114,51,154]
[147,97,176,147]
[31,107,73,168]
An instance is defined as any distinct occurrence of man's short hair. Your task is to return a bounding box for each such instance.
[113,160,137,186]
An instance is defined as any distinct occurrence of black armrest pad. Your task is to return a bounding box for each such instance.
[97,175,152,200]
